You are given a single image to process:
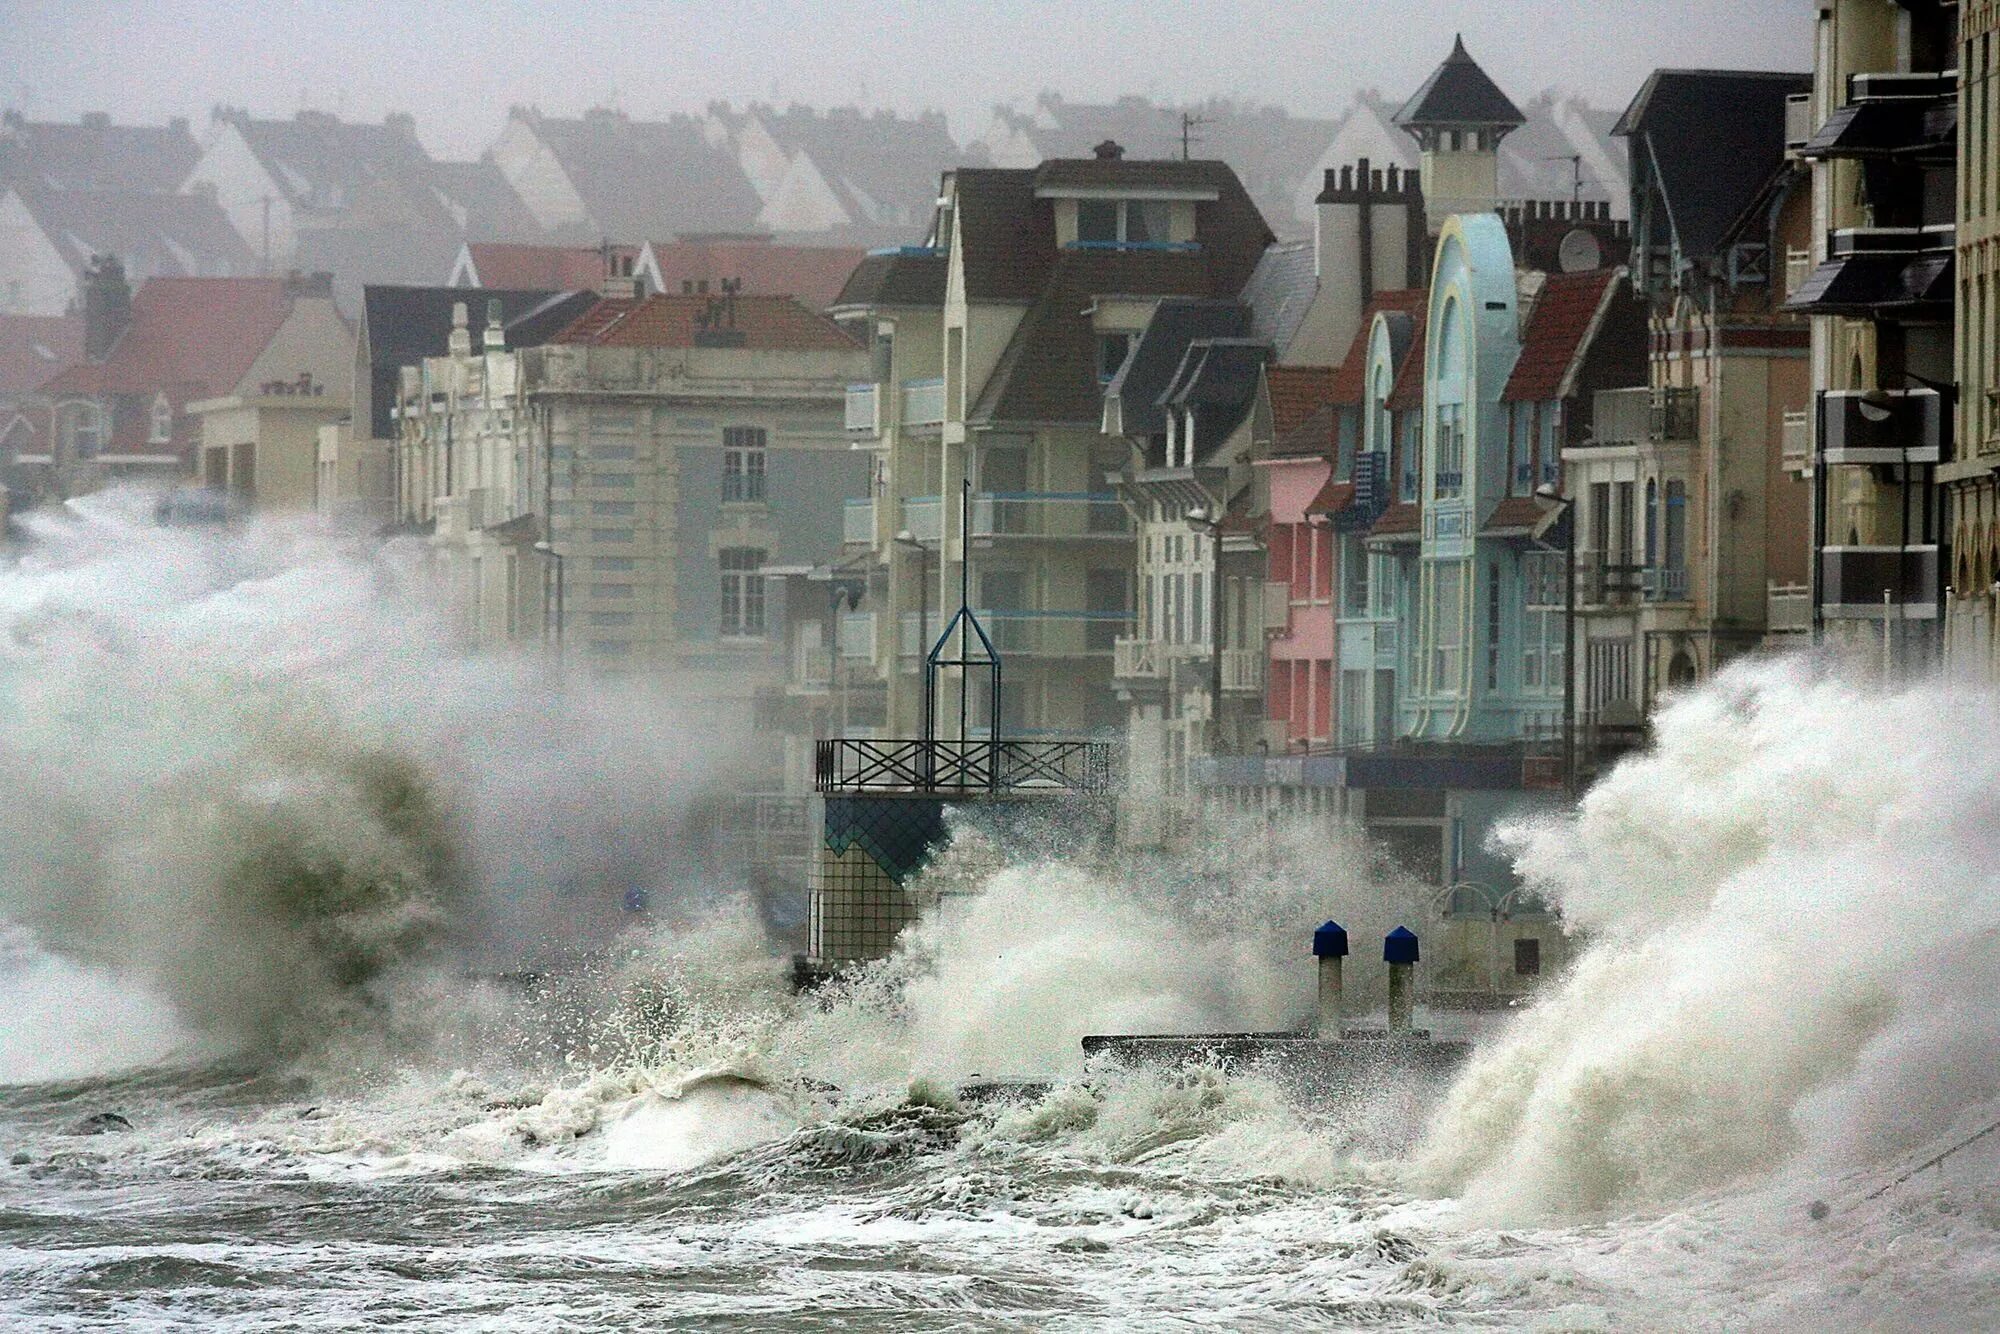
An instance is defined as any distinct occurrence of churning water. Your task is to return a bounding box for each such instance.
[2,493,1998,1331]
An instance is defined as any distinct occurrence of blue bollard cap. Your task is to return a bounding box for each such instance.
[1384,925,1419,964]
[1312,920,1349,958]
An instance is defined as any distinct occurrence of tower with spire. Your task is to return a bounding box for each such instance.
[1393,34,1526,232]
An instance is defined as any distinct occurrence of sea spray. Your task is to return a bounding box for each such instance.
[0,491,749,1067]
[1417,656,2000,1219]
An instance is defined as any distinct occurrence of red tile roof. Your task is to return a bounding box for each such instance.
[1482,495,1547,533]
[1264,364,1334,439]
[552,293,859,351]
[1369,500,1421,539]
[644,240,866,311]
[1330,289,1426,405]
[0,314,82,395]
[1385,302,1430,410]
[43,278,293,400]
[1503,269,1620,403]
[1306,478,1356,517]
[464,243,626,290]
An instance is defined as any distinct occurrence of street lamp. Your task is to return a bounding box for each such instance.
[894,527,932,680]
[533,538,565,651]
[1186,504,1225,756]
[1533,482,1576,794]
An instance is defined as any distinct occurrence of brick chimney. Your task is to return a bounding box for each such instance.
[81,254,132,362]
[1092,139,1124,160]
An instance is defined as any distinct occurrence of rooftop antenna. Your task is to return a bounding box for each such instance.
[1179,110,1210,161]
[1543,153,1588,206]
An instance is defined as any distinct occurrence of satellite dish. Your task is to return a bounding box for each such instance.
[1558,228,1603,274]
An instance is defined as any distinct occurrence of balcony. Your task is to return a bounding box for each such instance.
[1650,387,1699,441]
[1578,551,1644,606]
[901,378,946,429]
[1113,635,1165,680]
[1262,580,1291,633]
[1220,647,1264,694]
[1781,409,1811,472]
[845,382,880,436]
[1818,389,1947,465]
[1785,248,1813,300]
[1785,92,1813,155]
[976,609,1132,657]
[1787,227,1956,317]
[843,496,876,547]
[1819,545,1940,618]
[901,495,943,543]
[839,610,878,664]
[1768,582,1811,634]
[1642,566,1690,603]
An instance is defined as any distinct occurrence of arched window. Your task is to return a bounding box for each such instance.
[148,393,173,445]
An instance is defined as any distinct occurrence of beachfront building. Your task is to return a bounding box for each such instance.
[1943,1,2000,673]
[1789,0,1959,672]
[1562,69,1815,761]
[831,145,1274,745]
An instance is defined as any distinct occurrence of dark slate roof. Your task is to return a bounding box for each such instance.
[832,250,948,309]
[1104,297,1247,438]
[954,168,1053,301]
[221,109,436,216]
[971,248,1215,425]
[1394,36,1526,129]
[1503,269,1621,403]
[0,112,199,193]
[1385,302,1430,411]
[10,182,255,281]
[1331,290,1426,405]
[1161,338,1270,464]
[751,105,965,230]
[427,159,542,240]
[1035,157,1232,193]
[357,285,582,438]
[1239,239,1316,355]
[526,108,762,242]
[1613,70,1811,262]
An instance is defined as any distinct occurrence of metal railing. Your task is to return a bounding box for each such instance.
[898,492,1131,543]
[1651,387,1700,441]
[839,610,877,663]
[1220,647,1264,694]
[845,383,880,435]
[902,378,945,427]
[843,496,875,546]
[1643,566,1690,602]
[1113,635,1164,679]
[1768,582,1811,633]
[815,736,1113,794]
[901,495,943,543]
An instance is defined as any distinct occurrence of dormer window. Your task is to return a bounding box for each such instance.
[1075,198,1178,247]
[148,392,172,444]
[1097,332,1132,383]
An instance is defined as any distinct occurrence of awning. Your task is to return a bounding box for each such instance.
[1785,249,1954,316]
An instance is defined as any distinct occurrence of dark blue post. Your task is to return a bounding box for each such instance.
[1313,920,1349,1037]
[1385,926,1419,1033]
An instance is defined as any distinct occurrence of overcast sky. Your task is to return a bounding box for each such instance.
[2,1,1808,159]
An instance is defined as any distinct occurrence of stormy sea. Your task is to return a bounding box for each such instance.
[3,494,1998,1332]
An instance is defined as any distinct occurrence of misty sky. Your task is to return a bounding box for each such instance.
[3,1,1808,158]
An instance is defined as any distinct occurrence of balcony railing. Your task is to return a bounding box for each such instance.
[845,383,880,435]
[900,492,1132,543]
[902,378,946,428]
[1819,389,1947,465]
[1651,387,1699,441]
[1819,545,1940,617]
[1113,635,1164,680]
[1578,551,1645,605]
[815,736,1113,795]
[1642,566,1691,603]
[1768,582,1811,634]
[1785,92,1813,154]
[975,608,1132,657]
[901,495,943,543]
[843,496,875,546]
[1220,647,1264,694]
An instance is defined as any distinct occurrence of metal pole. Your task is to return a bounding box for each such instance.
[1564,512,1577,794]
[960,478,971,742]
[1883,587,1893,681]
[1209,526,1224,755]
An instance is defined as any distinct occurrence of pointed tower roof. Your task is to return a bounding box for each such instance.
[1394,35,1526,129]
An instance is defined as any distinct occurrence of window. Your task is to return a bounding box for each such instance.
[60,402,101,461]
[595,472,636,487]
[591,501,635,517]
[1097,332,1132,383]
[589,612,633,627]
[1078,199,1119,242]
[723,426,767,502]
[591,445,636,461]
[590,528,633,544]
[1514,938,1541,976]
[592,557,635,572]
[1128,199,1171,243]
[1485,562,1502,691]
[719,547,767,637]
[1431,562,1464,695]
[589,583,634,599]
[148,393,172,445]
[1434,403,1465,497]
[1077,199,1175,247]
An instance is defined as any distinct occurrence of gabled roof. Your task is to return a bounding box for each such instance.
[550,292,859,351]
[425,159,541,240]
[750,105,964,230]
[644,239,864,309]
[954,168,1054,301]
[831,250,948,309]
[1330,289,1426,405]
[1614,70,1810,262]
[0,314,81,395]
[0,112,199,193]
[522,108,763,241]
[1264,364,1336,441]
[461,244,620,290]
[1395,36,1527,129]
[42,277,294,400]
[1502,268,1623,403]
[219,109,435,216]
[9,183,255,280]
[357,285,588,437]
[1105,298,1247,438]
[1159,338,1271,465]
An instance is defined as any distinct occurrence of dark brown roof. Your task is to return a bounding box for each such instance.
[955,168,1052,302]
[1482,496,1546,533]
[1034,157,1234,193]
[0,314,81,395]
[833,250,948,308]
[0,112,199,193]
[1385,302,1430,410]
[552,292,858,351]
[1306,478,1356,517]
[1330,289,1426,404]
[1265,365,1335,439]
[1503,269,1620,403]
[1271,401,1335,459]
[1369,501,1421,539]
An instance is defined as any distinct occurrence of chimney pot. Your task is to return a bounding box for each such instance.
[1092,138,1124,160]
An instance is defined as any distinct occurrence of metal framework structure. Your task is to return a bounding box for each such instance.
[814,736,1112,795]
